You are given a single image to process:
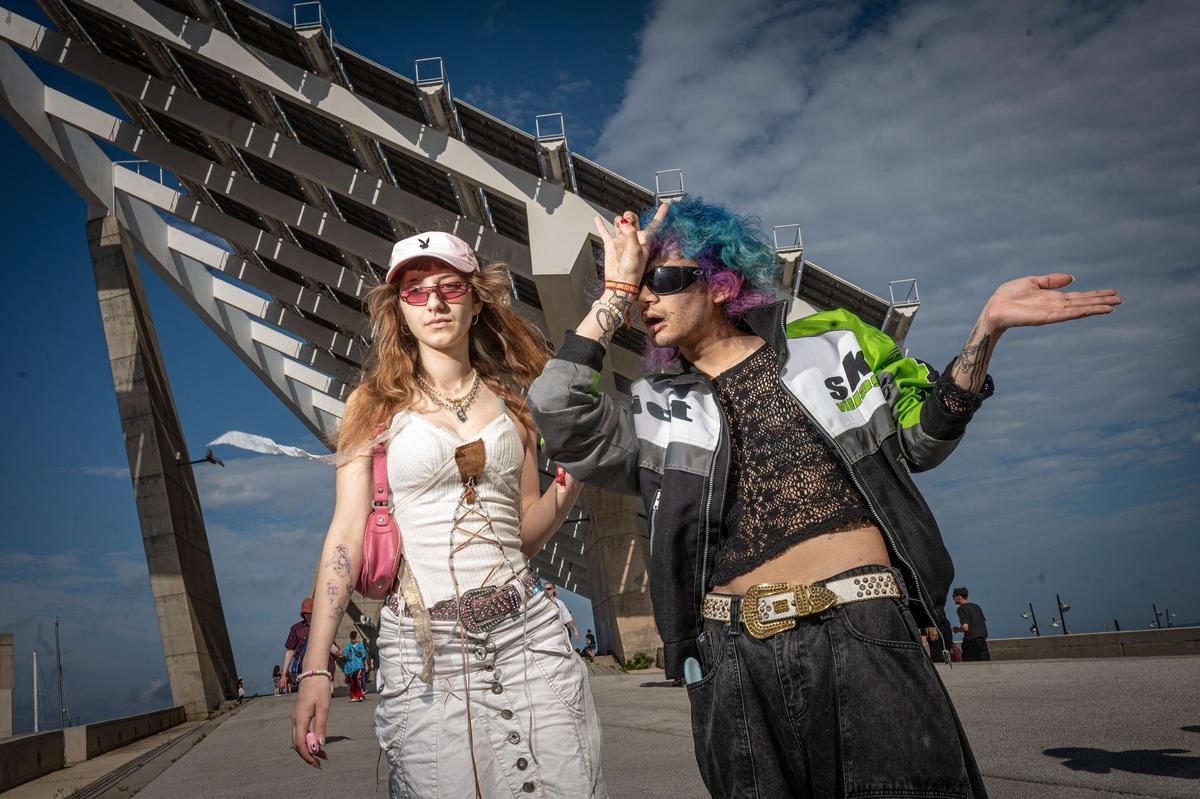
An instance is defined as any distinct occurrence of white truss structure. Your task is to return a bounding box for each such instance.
[0,0,918,599]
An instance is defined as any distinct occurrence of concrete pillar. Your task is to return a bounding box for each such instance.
[87,214,237,720]
[580,490,658,663]
[0,633,12,738]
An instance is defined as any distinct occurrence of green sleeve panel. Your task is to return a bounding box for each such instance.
[785,308,934,429]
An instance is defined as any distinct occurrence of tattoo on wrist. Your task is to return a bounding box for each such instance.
[953,323,993,392]
[593,302,621,347]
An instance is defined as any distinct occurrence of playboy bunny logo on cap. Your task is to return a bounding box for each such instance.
[386,231,479,283]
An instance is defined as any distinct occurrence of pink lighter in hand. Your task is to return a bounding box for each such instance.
[306,731,319,754]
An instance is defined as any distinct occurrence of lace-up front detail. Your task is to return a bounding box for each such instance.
[710,344,874,585]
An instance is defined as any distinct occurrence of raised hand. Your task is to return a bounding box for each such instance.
[982,273,1122,331]
[950,273,1122,394]
[592,202,670,285]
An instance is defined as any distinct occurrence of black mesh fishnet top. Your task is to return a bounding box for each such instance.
[710,344,874,586]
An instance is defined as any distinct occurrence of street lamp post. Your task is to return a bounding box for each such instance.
[1021,603,1040,636]
[1152,604,1163,629]
[178,447,225,467]
[1056,594,1071,635]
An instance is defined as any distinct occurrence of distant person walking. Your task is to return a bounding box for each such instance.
[953,587,990,661]
[237,677,245,705]
[544,581,580,643]
[343,631,367,702]
[280,597,340,696]
[272,665,283,696]
[583,628,597,661]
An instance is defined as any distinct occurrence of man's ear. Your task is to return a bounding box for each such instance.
[708,270,741,306]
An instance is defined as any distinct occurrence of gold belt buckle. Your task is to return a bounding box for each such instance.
[743,582,839,640]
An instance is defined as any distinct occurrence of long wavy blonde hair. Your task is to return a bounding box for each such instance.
[336,259,549,454]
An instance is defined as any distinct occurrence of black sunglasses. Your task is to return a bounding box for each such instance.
[642,266,703,295]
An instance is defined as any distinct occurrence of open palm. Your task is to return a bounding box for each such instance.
[985,273,1122,330]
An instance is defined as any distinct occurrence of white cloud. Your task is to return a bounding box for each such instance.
[194,453,334,512]
[597,0,1200,631]
[2,440,339,733]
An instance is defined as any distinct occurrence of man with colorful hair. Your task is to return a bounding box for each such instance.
[528,196,1120,797]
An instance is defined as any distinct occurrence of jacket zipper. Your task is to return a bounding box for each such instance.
[649,488,662,555]
[772,306,946,659]
[700,392,729,599]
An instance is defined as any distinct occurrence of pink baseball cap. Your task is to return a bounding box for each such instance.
[386,231,479,283]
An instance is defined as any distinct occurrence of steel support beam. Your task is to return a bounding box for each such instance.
[88,212,237,720]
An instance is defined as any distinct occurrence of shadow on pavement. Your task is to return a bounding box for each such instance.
[1044,747,1200,779]
[638,680,682,688]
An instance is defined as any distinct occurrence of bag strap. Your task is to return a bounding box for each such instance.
[370,424,390,511]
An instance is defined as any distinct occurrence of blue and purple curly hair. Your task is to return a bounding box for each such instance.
[638,196,780,371]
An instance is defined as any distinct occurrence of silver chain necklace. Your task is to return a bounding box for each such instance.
[416,370,481,422]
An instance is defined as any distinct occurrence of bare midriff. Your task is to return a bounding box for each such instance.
[712,522,891,595]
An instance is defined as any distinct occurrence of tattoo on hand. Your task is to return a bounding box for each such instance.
[328,544,351,576]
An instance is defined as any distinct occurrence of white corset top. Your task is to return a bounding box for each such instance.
[386,409,527,606]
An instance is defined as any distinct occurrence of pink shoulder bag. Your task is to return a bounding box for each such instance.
[357,425,402,599]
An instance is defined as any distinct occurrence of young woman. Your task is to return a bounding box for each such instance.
[290,231,606,797]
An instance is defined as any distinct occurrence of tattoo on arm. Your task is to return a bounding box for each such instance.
[952,323,994,393]
[327,544,351,576]
[324,579,349,624]
[593,303,621,347]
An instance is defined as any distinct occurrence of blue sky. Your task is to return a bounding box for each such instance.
[1,0,1198,734]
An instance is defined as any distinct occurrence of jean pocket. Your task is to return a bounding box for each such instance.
[528,635,586,718]
[685,628,726,691]
[839,599,925,651]
[832,603,970,798]
[685,633,747,798]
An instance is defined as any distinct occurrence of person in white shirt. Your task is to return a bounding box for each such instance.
[544,582,579,643]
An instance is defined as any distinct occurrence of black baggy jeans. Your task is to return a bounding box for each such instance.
[686,565,987,798]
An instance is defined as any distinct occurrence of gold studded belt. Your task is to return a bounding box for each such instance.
[702,571,903,639]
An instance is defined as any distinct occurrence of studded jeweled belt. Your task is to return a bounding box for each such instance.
[385,572,538,635]
[702,570,904,639]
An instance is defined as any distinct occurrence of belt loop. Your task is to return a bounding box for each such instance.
[728,596,743,638]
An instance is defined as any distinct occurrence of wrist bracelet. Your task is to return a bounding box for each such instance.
[297,669,333,683]
[604,279,640,295]
[594,296,631,327]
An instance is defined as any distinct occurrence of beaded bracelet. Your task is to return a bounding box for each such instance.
[603,279,640,295]
[297,669,333,683]
[594,296,631,327]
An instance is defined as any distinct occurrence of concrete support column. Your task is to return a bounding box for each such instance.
[87,213,237,720]
[0,633,12,738]
[579,489,657,663]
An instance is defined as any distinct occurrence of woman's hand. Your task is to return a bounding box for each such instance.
[553,466,584,511]
[291,675,331,768]
[593,203,670,285]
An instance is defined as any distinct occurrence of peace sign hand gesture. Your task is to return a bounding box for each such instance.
[592,203,671,285]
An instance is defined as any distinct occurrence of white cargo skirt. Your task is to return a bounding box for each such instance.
[374,588,607,798]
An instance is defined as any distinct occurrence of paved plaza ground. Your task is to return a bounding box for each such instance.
[18,656,1200,798]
